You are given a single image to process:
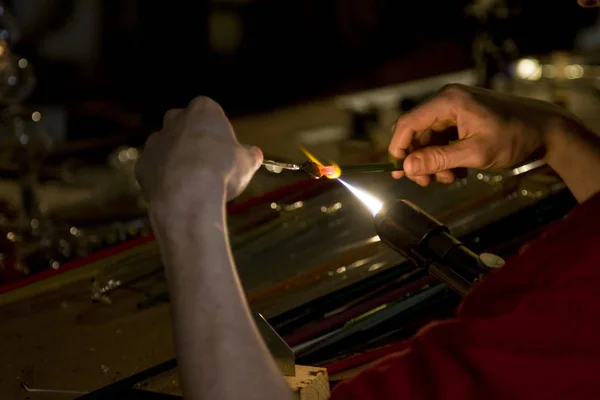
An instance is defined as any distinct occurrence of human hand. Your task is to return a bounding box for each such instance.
[389,84,571,186]
[135,96,263,212]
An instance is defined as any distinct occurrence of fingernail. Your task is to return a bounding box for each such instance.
[391,171,404,179]
[406,156,423,175]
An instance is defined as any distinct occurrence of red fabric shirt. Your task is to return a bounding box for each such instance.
[331,191,600,399]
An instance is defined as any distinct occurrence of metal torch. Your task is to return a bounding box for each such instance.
[374,199,505,296]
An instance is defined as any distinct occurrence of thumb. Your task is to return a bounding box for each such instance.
[404,137,484,176]
[244,145,263,173]
[226,145,264,201]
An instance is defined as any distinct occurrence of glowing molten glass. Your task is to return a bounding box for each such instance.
[319,164,341,179]
[338,178,383,216]
[300,146,341,179]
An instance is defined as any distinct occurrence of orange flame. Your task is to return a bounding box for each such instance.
[299,146,341,179]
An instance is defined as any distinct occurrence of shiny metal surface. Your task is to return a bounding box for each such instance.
[253,313,295,376]
[262,159,301,171]
[374,199,446,252]
[508,160,547,177]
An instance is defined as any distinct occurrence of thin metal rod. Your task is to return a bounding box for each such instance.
[262,160,301,171]
[21,382,88,394]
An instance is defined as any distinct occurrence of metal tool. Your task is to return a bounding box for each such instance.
[374,199,504,296]
[253,313,295,376]
[262,159,301,172]
[22,382,88,395]
[262,159,323,178]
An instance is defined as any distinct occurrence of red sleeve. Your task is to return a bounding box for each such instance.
[331,191,600,400]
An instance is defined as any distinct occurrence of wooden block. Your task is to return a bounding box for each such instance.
[286,365,330,400]
[136,365,330,400]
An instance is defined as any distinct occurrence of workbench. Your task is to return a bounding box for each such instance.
[0,276,329,399]
[2,68,600,400]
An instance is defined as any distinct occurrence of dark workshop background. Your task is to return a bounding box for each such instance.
[6,0,598,134]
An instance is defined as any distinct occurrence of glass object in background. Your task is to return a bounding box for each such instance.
[0,105,53,235]
[0,106,66,276]
[90,234,161,305]
[88,147,157,305]
[0,199,22,283]
[106,146,144,207]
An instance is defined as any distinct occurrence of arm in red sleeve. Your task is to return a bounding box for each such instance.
[332,191,600,400]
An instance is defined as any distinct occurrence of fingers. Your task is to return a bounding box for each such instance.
[163,108,183,129]
[578,0,600,8]
[435,170,455,184]
[227,145,264,201]
[164,97,224,129]
[403,171,454,187]
[244,145,264,173]
[389,84,467,158]
[135,131,160,189]
[412,175,431,187]
[395,136,485,186]
[186,96,239,143]
[187,96,225,116]
[391,170,404,179]
[404,137,485,176]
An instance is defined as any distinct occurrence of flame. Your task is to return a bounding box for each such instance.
[300,146,341,179]
[300,145,322,165]
[338,178,383,216]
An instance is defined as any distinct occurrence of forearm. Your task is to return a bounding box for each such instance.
[544,116,600,203]
[150,181,292,400]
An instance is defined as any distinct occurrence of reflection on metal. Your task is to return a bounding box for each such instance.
[22,382,87,395]
[253,313,295,376]
[476,172,503,183]
[478,253,506,269]
[330,235,382,256]
[508,159,546,177]
[283,201,304,212]
[320,202,343,214]
[262,159,301,173]
[477,159,547,184]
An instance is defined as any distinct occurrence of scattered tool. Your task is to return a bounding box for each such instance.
[21,382,88,395]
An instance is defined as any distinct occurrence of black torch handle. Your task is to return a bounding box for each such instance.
[396,232,486,296]
[424,231,487,293]
[374,199,490,297]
